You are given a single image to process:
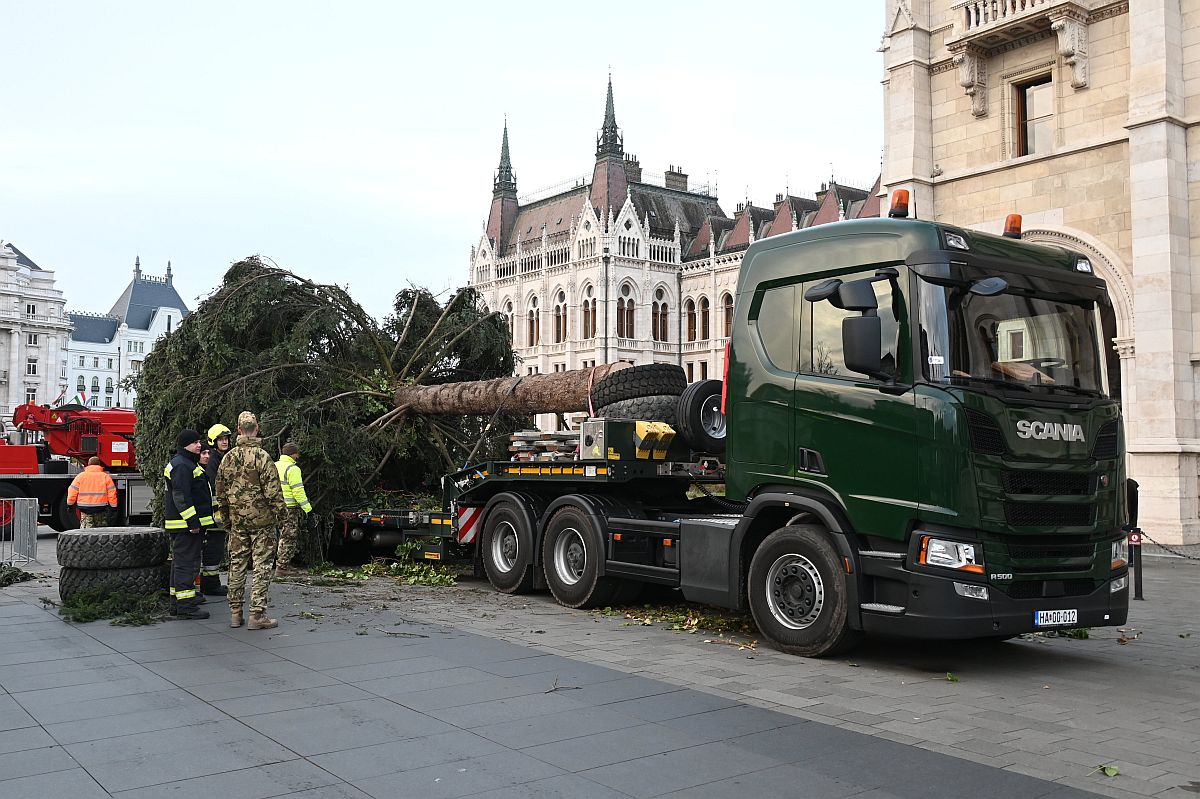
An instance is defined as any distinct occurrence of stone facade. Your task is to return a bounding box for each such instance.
[469,80,877,428]
[882,0,1200,544]
[0,242,71,424]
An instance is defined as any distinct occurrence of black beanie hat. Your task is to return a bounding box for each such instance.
[176,428,202,450]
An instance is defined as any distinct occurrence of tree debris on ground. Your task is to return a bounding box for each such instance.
[593,602,759,638]
[58,587,172,626]
[134,257,524,563]
[0,564,37,588]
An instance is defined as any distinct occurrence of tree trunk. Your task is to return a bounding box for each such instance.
[393,363,631,415]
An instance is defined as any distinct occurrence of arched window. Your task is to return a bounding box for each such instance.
[90,377,100,393]
[686,299,697,342]
[617,283,635,339]
[105,378,113,394]
[504,301,514,344]
[526,297,540,347]
[553,291,567,344]
[76,376,85,391]
[616,298,627,338]
[625,299,635,339]
[651,288,669,343]
[699,297,710,340]
[722,293,734,338]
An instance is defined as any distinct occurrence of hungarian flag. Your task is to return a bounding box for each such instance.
[51,387,66,406]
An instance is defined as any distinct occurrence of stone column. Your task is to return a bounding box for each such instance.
[1125,0,1198,544]
[880,1,935,218]
[7,329,20,416]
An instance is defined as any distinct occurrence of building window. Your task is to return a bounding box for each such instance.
[107,358,114,369]
[25,303,36,316]
[686,362,694,382]
[104,396,113,407]
[25,358,37,376]
[91,377,100,393]
[76,376,85,391]
[131,360,141,374]
[526,297,540,347]
[1008,330,1025,360]
[1016,75,1053,157]
[616,285,636,340]
[652,288,669,343]
[105,378,114,394]
[722,293,734,338]
[26,333,38,346]
[700,361,709,380]
[60,362,67,378]
[553,291,567,344]
[685,299,696,342]
[89,396,98,408]
[78,356,84,367]
[699,297,710,341]
[25,389,36,405]
[93,357,99,368]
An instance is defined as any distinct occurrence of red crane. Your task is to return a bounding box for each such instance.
[10,403,138,472]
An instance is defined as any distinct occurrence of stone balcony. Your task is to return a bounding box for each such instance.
[945,0,1096,117]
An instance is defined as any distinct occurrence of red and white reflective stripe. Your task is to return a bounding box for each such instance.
[456,506,482,544]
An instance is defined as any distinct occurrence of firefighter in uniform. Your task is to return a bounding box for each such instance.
[199,423,233,596]
[274,442,311,577]
[164,428,214,619]
[66,456,117,528]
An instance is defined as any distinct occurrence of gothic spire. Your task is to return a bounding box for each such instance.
[493,120,517,197]
[596,75,623,159]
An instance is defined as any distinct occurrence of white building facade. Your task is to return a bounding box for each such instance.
[469,81,880,425]
[0,242,71,420]
[65,257,188,409]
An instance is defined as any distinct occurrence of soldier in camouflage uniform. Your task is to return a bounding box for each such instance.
[216,411,287,630]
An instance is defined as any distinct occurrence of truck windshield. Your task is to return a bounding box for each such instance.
[917,268,1105,396]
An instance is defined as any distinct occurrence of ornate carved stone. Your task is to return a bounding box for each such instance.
[1050,10,1089,89]
[951,45,988,117]
[1113,337,1135,359]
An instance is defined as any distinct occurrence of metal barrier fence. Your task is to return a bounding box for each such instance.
[0,498,39,567]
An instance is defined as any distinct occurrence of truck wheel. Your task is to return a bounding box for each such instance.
[481,502,535,594]
[0,482,25,532]
[541,505,614,608]
[59,564,171,604]
[675,379,726,454]
[50,494,80,533]
[590,364,686,409]
[597,394,679,427]
[747,525,862,657]
[57,527,170,570]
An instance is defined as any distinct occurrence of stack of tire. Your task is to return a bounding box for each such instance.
[57,527,171,603]
[590,364,727,453]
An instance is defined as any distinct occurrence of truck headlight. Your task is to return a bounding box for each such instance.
[1112,539,1128,570]
[919,536,984,573]
[1110,575,1127,593]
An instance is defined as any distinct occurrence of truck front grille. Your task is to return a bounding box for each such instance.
[1008,542,1095,560]
[965,410,1005,455]
[1092,421,1120,459]
[1002,470,1093,496]
[1004,502,1093,527]
[1002,579,1098,600]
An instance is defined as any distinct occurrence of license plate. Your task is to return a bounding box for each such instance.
[1034,609,1078,627]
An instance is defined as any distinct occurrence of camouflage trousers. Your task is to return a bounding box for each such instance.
[276,507,305,566]
[227,525,276,613]
[79,511,108,529]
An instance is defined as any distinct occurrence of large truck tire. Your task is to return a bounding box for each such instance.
[597,394,679,427]
[747,525,862,658]
[59,563,171,604]
[590,364,686,410]
[50,494,80,533]
[57,526,170,570]
[541,505,615,608]
[675,379,727,454]
[480,502,535,594]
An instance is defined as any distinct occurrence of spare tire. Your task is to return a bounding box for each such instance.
[676,380,727,454]
[57,526,170,570]
[590,364,686,410]
[59,564,171,604]
[598,394,678,427]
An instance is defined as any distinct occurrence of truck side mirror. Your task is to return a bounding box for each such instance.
[843,315,888,380]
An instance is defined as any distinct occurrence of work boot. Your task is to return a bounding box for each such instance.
[230,606,244,628]
[274,564,301,579]
[247,612,278,630]
[201,575,228,596]
[175,606,210,620]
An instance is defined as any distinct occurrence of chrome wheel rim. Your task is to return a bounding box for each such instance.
[490,521,519,573]
[699,391,726,438]
[765,554,824,630]
[553,527,587,586]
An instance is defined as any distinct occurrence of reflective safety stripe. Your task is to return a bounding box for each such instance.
[175,588,197,599]
[163,465,173,478]
[165,519,188,529]
[74,490,109,498]
[192,466,204,477]
[200,569,220,577]
[169,586,176,595]
[179,506,197,520]
[198,516,214,526]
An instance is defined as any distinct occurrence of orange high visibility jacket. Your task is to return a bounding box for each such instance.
[67,465,118,512]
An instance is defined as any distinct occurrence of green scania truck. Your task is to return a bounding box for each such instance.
[345,194,1130,656]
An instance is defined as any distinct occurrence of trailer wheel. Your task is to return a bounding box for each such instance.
[596,394,678,427]
[0,482,25,531]
[541,505,614,608]
[59,564,170,604]
[590,364,686,409]
[481,502,535,594]
[747,525,862,657]
[675,379,726,454]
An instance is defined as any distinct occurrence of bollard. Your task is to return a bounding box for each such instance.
[1125,478,1144,600]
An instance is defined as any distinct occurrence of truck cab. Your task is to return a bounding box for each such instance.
[725,200,1128,654]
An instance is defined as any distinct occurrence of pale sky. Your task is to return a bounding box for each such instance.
[1,1,885,321]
